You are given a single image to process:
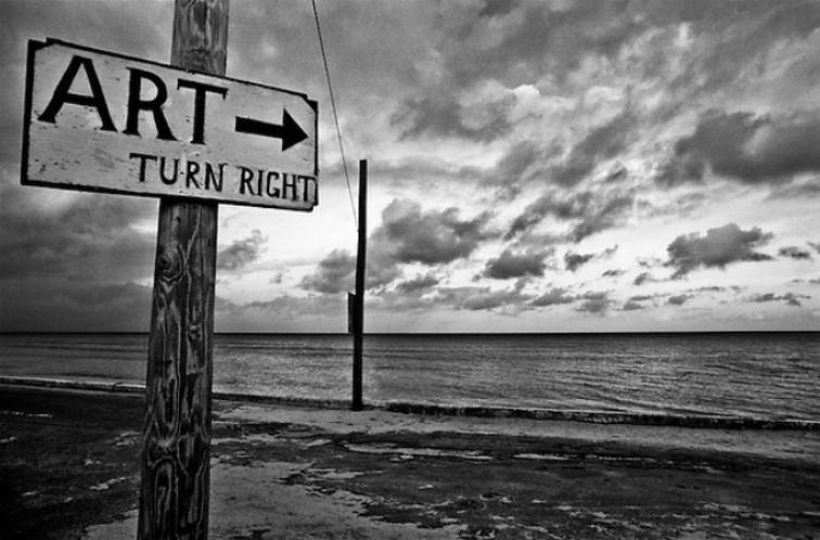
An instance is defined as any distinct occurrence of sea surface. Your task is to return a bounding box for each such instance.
[0,332,818,422]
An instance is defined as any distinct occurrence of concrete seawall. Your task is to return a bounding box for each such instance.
[2,375,818,431]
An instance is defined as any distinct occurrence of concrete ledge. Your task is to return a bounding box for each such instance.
[2,375,817,431]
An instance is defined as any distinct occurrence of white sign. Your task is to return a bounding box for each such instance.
[22,39,318,210]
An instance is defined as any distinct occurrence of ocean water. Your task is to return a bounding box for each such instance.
[0,332,818,422]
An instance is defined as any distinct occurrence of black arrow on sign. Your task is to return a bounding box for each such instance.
[234,109,308,151]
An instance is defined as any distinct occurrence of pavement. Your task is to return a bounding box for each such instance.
[2,384,820,539]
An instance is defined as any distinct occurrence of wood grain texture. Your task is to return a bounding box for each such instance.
[171,0,228,75]
[138,1,226,538]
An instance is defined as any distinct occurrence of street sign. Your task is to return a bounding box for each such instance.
[22,39,318,210]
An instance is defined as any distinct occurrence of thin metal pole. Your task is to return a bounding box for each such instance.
[352,159,367,411]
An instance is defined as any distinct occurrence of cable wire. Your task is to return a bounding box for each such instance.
[310,0,358,228]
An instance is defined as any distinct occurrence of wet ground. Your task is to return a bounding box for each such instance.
[1,385,819,539]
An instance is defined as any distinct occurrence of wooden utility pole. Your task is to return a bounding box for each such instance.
[352,159,367,411]
[138,1,227,538]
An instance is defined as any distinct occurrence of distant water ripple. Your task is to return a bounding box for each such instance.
[0,332,818,423]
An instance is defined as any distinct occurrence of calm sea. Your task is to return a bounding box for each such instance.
[0,332,818,422]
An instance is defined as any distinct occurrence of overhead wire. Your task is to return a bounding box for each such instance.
[310,0,358,229]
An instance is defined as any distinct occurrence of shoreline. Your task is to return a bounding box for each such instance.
[2,375,818,431]
[1,385,819,539]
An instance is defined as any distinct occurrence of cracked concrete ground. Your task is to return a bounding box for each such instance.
[2,385,819,539]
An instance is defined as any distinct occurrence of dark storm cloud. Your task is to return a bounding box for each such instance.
[395,273,440,294]
[676,2,820,75]
[417,0,820,116]
[506,190,634,242]
[364,252,404,291]
[0,280,152,332]
[392,92,515,142]
[382,0,820,157]
[485,141,550,199]
[658,111,820,186]
[389,2,633,136]
[436,283,529,312]
[478,0,519,18]
[564,252,594,272]
[666,223,773,278]
[567,194,634,243]
[622,300,645,311]
[299,249,355,295]
[667,294,692,306]
[0,187,156,282]
[217,230,266,271]
[694,286,731,293]
[778,246,813,260]
[551,112,636,187]
[228,1,437,123]
[371,199,496,266]
[749,292,809,307]
[633,272,655,286]
[304,199,496,294]
[576,291,611,314]
[484,248,550,279]
[444,1,645,89]
[531,287,575,307]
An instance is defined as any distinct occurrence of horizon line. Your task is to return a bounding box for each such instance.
[1,330,818,336]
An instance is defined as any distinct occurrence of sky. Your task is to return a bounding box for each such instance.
[1,0,819,333]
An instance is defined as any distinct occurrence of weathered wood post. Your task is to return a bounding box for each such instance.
[352,159,367,411]
[138,1,227,538]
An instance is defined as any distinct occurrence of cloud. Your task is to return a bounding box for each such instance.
[305,200,496,294]
[217,230,266,271]
[395,273,439,294]
[778,246,812,260]
[213,293,348,333]
[0,280,152,332]
[749,292,810,307]
[551,112,636,187]
[667,294,692,306]
[666,223,773,278]
[506,189,634,242]
[478,0,519,18]
[484,141,549,199]
[441,1,650,90]
[564,251,594,272]
[633,272,655,286]
[436,283,529,312]
[576,291,611,314]
[602,269,625,278]
[371,199,496,266]
[807,242,820,254]
[658,111,820,186]
[484,248,550,279]
[0,187,156,282]
[392,89,515,142]
[299,249,355,294]
[531,287,575,307]
[622,300,645,311]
